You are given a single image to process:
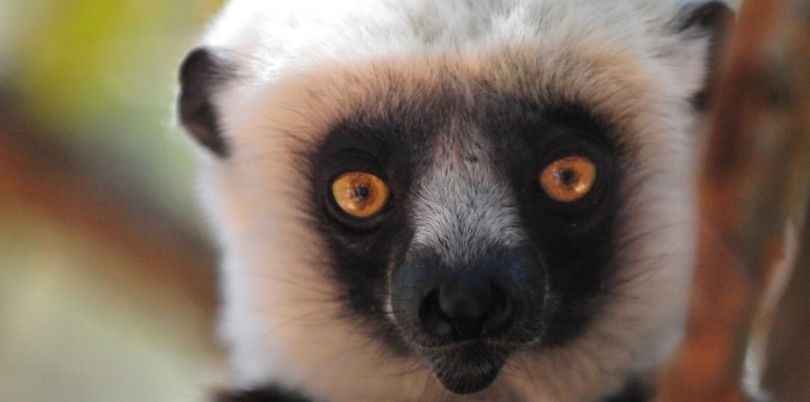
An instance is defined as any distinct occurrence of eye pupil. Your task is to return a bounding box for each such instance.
[558,169,576,186]
[355,185,370,199]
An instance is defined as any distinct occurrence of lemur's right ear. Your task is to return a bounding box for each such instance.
[670,1,735,110]
[178,47,232,157]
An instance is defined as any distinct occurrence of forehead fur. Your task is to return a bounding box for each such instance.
[205,0,713,160]
[218,43,694,172]
[204,0,705,90]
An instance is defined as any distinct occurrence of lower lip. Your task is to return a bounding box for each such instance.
[433,364,503,394]
[423,342,513,395]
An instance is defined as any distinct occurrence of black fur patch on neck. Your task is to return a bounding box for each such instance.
[214,385,317,402]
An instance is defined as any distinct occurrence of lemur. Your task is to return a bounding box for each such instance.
[176,1,734,400]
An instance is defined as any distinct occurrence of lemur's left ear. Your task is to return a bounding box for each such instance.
[669,1,735,109]
[177,47,233,157]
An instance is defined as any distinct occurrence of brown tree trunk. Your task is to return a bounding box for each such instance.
[655,0,810,400]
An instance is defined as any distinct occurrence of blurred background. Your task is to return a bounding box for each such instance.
[0,1,225,401]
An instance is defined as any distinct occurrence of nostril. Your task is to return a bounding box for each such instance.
[418,289,455,338]
[482,281,514,335]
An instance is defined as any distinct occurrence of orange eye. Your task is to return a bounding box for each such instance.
[331,172,390,218]
[539,156,597,202]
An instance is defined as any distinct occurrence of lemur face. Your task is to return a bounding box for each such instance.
[306,78,620,393]
[178,1,733,400]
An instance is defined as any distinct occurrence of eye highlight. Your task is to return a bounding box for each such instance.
[331,172,390,218]
[539,156,597,203]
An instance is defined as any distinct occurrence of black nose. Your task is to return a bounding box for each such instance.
[418,273,515,340]
[392,249,543,345]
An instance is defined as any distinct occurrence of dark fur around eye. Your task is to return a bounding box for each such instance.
[313,139,402,232]
[483,102,619,221]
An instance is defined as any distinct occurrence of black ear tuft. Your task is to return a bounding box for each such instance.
[178,47,232,157]
[674,1,734,34]
[673,1,735,110]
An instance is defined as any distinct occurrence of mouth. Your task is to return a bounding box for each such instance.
[422,342,513,395]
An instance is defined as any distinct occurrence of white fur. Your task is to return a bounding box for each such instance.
[190,1,724,400]
[411,121,525,266]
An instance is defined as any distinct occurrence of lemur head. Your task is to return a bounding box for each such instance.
[178,1,732,400]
